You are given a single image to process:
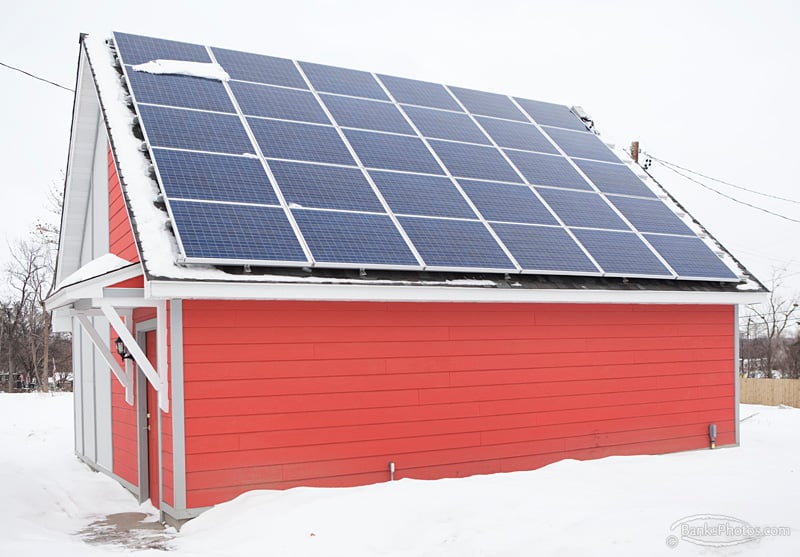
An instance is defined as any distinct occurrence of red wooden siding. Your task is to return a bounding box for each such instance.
[111,327,138,486]
[109,276,145,289]
[109,305,173,501]
[181,300,735,509]
[108,145,138,262]
[109,144,140,486]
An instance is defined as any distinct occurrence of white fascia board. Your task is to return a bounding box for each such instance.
[46,263,143,311]
[146,279,767,305]
[57,45,102,284]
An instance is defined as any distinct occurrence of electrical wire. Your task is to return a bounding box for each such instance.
[0,61,74,92]
[648,154,800,205]
[647,157,800,224]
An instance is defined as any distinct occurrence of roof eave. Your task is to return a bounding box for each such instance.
[45,262,143,311]
[145,278,766,305]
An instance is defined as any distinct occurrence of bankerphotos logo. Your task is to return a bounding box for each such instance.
[666,514,791,548]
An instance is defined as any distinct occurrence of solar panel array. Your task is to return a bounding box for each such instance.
[112,32,740,281]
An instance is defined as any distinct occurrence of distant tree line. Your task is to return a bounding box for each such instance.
[740,271,800,379]
[0,184,71,393]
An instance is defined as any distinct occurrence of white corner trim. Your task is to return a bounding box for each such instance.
[145,279,767,305]
[169,299,187,511]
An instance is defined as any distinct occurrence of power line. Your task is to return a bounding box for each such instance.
[0,61,74,92]
[648,154,800,205]
[647,157,800,224]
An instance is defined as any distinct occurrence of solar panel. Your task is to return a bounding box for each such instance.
[503,150,591,190]
[572,229,672,277]
[125,71,235,113]
[299,61,388,100]
[170,200,307,263]
[153,149,278,205]
[449,86,527,121]
[114,32,211,65]
[403,106,491,145]
[269,160,383,212]
[476,116,557,154]
[137,105,254,154]
[370,171,476,219]
[230,82,329,123]
[491,223,599,273]
[398,216,516,270]
[293,209,418,266]
[543,127,621,163]
[536,188,629,230]
[515,98,588,131]
[572,159,656,198]
[113,32,741,281]
[248,119,354,165]
[379,74,462,111]
[643,235,738,280]
[321,95,414,134]
[607,195,694,235]
[344,129,442,174]
[211,47,307,88]
[428,140,520,182]
[458,180,557,225]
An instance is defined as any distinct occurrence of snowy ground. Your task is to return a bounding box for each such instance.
[1,393,797,556]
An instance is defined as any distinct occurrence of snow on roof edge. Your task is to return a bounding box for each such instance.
[54,253,136,291]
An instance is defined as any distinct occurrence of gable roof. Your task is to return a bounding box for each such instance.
[52,32,766,304]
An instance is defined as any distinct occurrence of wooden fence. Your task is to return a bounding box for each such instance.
[740,378,800,408]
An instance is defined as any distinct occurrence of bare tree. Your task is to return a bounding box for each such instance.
[0,177,65,393]
[743,269,800,378]
[787,342,800,378]
[6,238,53,390]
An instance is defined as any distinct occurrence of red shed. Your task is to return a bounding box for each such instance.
[47,32,765,525]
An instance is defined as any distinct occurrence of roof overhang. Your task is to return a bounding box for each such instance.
[46,260,143,311]
[45,257,169,412]
[145,278,766,305]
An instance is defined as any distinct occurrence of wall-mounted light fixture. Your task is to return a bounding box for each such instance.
[114,337,133,360]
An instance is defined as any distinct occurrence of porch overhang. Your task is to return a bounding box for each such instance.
[45,260,169,412]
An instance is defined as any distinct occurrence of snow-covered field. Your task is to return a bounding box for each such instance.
[1,393,797,556]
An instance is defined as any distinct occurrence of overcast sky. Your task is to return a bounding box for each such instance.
[1,0,798,297]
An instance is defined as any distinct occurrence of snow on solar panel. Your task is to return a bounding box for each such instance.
[113,32,740,281]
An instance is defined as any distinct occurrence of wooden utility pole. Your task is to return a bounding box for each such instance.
[630,141,640,163]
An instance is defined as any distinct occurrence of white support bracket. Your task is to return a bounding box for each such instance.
[76,314,134,404]
[100,301,170,412]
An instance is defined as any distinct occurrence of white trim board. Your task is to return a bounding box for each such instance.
[146,279,765,305]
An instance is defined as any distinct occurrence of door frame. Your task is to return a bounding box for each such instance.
[135,319,159,506]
